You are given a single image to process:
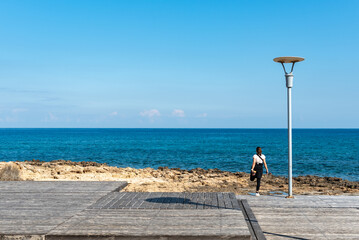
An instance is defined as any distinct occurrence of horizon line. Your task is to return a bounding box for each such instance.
[0,127,357,129]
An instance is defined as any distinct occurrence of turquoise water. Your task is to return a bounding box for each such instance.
[0,128,358,181]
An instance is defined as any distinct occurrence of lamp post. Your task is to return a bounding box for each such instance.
[273,56,304,198]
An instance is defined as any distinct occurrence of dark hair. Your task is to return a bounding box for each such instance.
[256,147,262,155]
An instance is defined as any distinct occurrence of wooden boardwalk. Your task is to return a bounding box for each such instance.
[239,195,359,240]
[47,208,250,239]
[89,192,241,209]
[0,181,127,236]
[0,181,251,240]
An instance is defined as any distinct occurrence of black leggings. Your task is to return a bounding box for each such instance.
[256,177,261,192]
[254,163,263,192]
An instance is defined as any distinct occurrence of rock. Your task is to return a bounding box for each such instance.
[43,162,51,168]
[235,172,245,177]
[2,160,358,195]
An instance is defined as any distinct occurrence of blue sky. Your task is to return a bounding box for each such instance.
[0,0,358,128]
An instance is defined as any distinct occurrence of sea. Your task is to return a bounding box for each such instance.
[0,128,358,181]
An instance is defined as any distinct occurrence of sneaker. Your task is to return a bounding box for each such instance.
[255,193,260,197]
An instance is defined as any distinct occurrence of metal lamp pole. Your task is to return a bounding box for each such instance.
[273,56,304,198]
[286,72,293,198]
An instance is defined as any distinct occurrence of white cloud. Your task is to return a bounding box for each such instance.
[140,109,161,118]
[109,111,118,116]
[172,109,185,118]
[12,108,28,113]
[196,113,208,118]
[49,113,58,121]
[43,112,58,122]
[5,116,17,122]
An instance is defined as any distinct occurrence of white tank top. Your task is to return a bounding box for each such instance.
[253,154,265,164]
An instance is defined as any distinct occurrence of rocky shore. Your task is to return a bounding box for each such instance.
[0,160,358,195]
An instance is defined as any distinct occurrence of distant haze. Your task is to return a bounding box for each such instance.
[0,0,358,128]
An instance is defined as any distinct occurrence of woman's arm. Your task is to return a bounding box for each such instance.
[263,158,269,174]
[251,157,256,172]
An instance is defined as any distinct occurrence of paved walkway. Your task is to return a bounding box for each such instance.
[238,195,359,240]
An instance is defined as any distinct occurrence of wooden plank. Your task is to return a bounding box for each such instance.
[105,194,124,209]
[167,192,178,209]
[229,193,241,210]
[0,181,127,194]
[100,192,127,209]
[182,192,192,209]
[162,192,178,209]
[112,182,128,192]
[157,192,168,209]
[187,192,198,209]
[174,192,188,209]
[217,192,226,209]
[141,192,160,209]
[136,192,153,209]
[238,199,256,240]
[89,192,118,209]
[152,192,167,209]
[129,192,145,208]
[129,192,150,209]
[117,192,141,209]
[147,192,164,209]
[240,199,266,240]
[177,192,187,209]
[196,192,205,209]
[167,192,180,209]
[210,192,219,209]
[192,192,200,209]
[203,192,211,209]
[118,192,139,209]
[223,193,232,209]
[110,192,132,209]
[212,192,219,209]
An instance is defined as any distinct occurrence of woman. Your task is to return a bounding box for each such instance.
[251,147,269,196]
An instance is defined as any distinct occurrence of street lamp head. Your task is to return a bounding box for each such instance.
[273,56,304,64]
[273,56,305,75]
